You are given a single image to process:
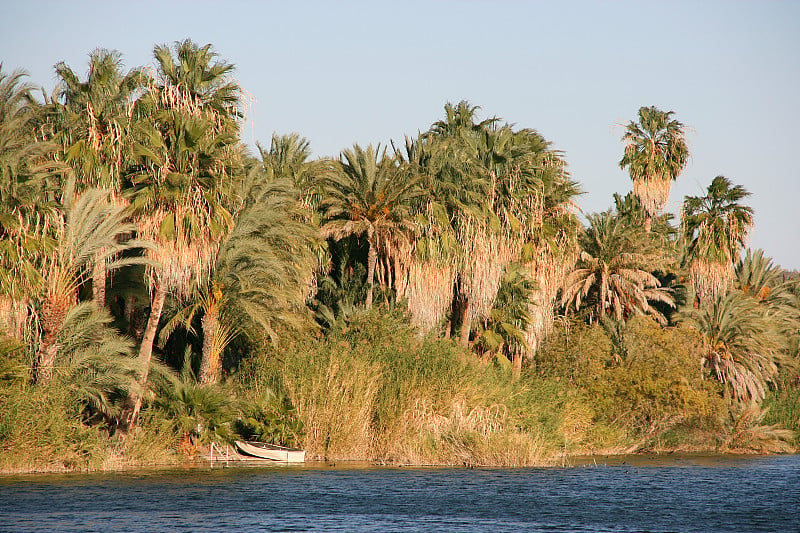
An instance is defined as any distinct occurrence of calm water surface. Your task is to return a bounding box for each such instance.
[1,454,799,532]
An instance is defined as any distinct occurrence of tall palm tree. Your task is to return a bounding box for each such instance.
[54,49,144,192]
[395,102,580,354]
[318,144,422,310]
[561,211,674,324]
[679,291,784,404]
[620,106,689,232]
[0,66,64,340]
[125,40,244,424]
[53,49,145,307]
[147,39,243,126]
[683,175,753,307]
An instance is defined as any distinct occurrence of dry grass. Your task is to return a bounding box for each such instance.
[281,347,382,460]
[381,396,548,466]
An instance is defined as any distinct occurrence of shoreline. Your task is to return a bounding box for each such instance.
[3,449,795,477]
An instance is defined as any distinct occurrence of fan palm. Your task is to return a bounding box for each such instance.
[395,102,580,355]
[475,262,536,374]
[147,39,243,126]
[318,144,423,310]
[53,49,145,307]
[125,40,245,424]
[679,291,784,404]
[560,211,674,324]
[54,49,144,192]
[620,106,689,232]
[683,176,753,307]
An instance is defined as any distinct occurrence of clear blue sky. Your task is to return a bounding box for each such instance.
[2,0,798,269]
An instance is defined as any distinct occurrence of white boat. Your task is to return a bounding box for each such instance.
[235,440,306,462]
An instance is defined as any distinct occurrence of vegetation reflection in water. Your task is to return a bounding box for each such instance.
[0,39,798,474]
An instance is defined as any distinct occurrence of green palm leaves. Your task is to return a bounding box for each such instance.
[683,175,754,306]
[561,211,674,324]
[126,40,245,422]
[680,291,783,404]
[54,49,144,191]
[319,144,422,310]
[35,186,149,385]
[395,101,580,354]
[620,106,689,232]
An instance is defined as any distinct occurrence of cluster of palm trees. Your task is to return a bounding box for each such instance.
[1,41,316,429]
[1,41,798,439]
[564,106,799,406]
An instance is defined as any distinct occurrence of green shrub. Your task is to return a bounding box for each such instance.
[589,317,727,449]
[762,386,800,445]
[534,318,613,385]
[0,383,112,472]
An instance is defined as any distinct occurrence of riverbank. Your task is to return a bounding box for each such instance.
[2,312,797,476]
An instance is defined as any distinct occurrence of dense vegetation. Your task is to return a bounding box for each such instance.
[1,41,798,472]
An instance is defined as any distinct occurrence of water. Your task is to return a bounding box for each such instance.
[1,455,799,532]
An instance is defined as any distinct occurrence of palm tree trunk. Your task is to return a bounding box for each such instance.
[92,253,106,308]
[365,239,377,310]
[34,292,73,385]
[199,308,220,385]
[127,282,168,427]
[643,215,652,233]
[35,332,60,386]
[459,298,472,346]
[512,351,523,377]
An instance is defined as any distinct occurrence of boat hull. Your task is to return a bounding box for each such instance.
[235,441,306,462]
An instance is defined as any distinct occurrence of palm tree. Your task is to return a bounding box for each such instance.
[318,144,422,310]
[395,102,581,355]
[735,249,800,354]
[53,49,145,307]
[34,185,149,385]
[54,49,143,192]
[560,211,674,324]
[474,262,535,374]
[683,176,753,307]
[159,178,317,384]
[52,302,142,422]
[679,291,784,404]
[148,39,243,126]
[0,66,64,340]
[125,40,244,424]
[256,133,329,196]
[620,106,689,232]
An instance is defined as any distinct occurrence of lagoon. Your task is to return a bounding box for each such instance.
[1,455,799,532]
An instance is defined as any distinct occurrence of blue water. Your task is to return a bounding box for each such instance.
[1,455,799,532]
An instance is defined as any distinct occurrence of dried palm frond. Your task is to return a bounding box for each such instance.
[457,217,518,323]
[632,174,673,219]
[403,258,457,334]
[524,247,571,356]
[690,258,733,306]
[136,207,220,301]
